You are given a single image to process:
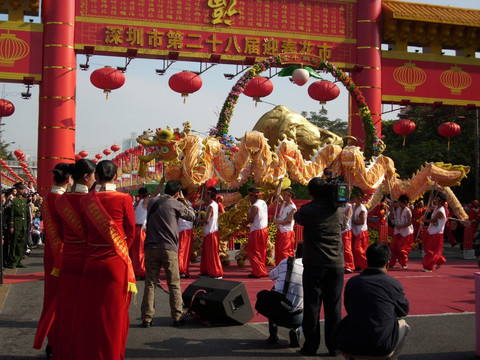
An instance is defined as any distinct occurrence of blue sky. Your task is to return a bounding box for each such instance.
[1,0,479,161]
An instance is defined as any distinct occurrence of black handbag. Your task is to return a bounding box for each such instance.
[255,256,297,317]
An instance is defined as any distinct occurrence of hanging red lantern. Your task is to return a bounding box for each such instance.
[111,144,120,152]
[393,119,416,146]
[103,148,112,156]
[308,81,340,106]
[95,153,103,160]
[14,150,24,161]
[243,77,274,106]
[90,66,126,99]
[168,71,202,103]
[92,158,98,164]
[75,154,82,161]
[0,99,15,118]
[79,150,88,158]
[438,122,461,150]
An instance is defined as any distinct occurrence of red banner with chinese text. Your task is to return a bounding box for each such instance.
[74,0,357,67]
[382,52,480,107]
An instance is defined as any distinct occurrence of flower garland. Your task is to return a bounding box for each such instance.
[211,55,378,159]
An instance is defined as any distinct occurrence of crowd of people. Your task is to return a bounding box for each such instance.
[2,162,480,359]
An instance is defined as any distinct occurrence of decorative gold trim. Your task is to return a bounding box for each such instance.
[45,21,74,26]
[370,113,382,117]
[40,96,75,100]
[382,95,480,106]
[382,50,480,66]
[39,156,75,160]
[357,20,376,23]
[363,66,381,70]
[357,85,381,89]
[44,65,76,71]
[39,126,76,131]
[357,46,380,50]
[44,44,74,49]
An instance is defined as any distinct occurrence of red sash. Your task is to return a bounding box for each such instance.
[42,192,64,277]
[83,190,137,294]
[56,194,87,275]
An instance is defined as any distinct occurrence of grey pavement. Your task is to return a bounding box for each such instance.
[0,246,478,360]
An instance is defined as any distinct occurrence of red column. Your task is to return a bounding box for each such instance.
[37,0,76,194]
[350,0,382,148]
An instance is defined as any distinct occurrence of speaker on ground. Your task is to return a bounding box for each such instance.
[182,277,254,325]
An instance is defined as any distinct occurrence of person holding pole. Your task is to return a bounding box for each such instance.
[273,188,297,266]
[247,187,269,278]
[422,192,447,272]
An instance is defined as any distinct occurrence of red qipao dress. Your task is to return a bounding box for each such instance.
[75,185,135,360]
[53,184,90,360]
[33,185,66,351]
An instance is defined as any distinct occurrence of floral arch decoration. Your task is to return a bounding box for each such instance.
[210,53,379,160]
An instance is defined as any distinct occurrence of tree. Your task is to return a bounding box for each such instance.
[301,108,348,136]
[382,106,476,203]
[0,127,13,160]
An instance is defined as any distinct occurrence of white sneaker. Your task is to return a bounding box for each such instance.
[402,265,408,269]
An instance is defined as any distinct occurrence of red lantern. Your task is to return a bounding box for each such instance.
[243,77,274,106]
[111,144,120,152]
[92,158,98,164]
[95,153,103,160]
[90,66,126,99]
[103,149,112,156]
[14,150,24,160]
[168,71,202,103]
[0,99,15,118]
[393,119,416,146]
[79,150,88,158]
[308,81,340,106]
[75,154,82,161]
[438,122,461,150]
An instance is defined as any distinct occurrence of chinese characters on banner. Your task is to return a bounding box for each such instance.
[75,0,357,65]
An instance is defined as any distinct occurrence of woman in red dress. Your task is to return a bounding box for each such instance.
[33,163,73,359]
[54,159,96,360]
[75,160,136,360]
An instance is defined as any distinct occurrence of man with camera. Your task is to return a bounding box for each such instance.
[294,177,345,357]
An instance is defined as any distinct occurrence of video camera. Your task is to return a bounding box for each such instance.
[324,168,349,208]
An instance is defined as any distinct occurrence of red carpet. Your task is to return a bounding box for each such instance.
[6,259,476,322]
[175,259,477,323]
[3,272,45,284]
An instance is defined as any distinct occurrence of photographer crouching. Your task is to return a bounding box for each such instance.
[294,176,346,357]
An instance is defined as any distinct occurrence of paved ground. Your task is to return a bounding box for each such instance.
[0,245,478,360]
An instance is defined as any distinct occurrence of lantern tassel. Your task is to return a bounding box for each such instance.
[447,138,450,151]
[402,136,406,147]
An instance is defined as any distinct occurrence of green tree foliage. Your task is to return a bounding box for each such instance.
[301,108,348,137]
[0,128,13,160]
[382,106,476,202]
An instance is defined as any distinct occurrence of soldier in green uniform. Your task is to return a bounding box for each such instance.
[8,182,28,268]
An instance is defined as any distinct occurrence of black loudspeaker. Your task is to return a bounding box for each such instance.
[182,277,254,325]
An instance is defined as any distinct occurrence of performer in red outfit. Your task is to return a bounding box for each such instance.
[75,160,136,360]
[54,159,96,360]
[198,187,223,278]
[422,193,447,272]
[351,189,369,270]
[74,160,137,360]
[247,188,269,278]
[368,197,389,244]
[273,188,297,266]
[389,195,414,269]
[178,189,194,278]
[217,195,225,213]
[342,202,355,273]
[131,187,149,278]
[468,200,480,233]
[412,200,426,247]
[33,163,73,359]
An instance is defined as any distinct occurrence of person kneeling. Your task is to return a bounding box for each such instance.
[257,243,304,348]
[334,242,410,360]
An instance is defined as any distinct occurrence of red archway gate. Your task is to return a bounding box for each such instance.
[0,1,478,193]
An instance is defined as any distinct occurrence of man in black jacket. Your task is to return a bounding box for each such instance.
[294,177,345,356]
[334,242,410,359]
